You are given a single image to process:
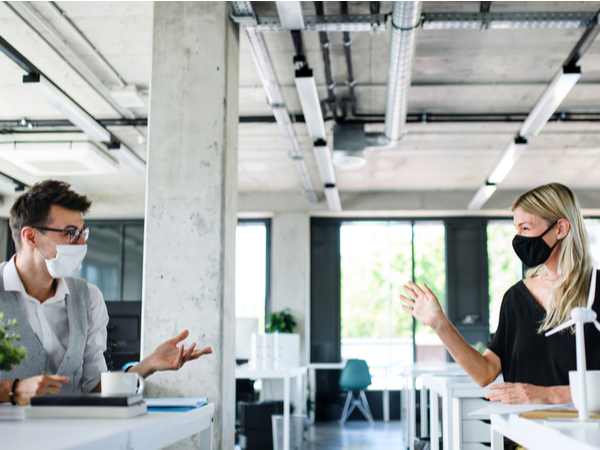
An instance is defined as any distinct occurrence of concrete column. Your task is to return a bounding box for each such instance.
[143,3,238,449]
[271,212,310,365]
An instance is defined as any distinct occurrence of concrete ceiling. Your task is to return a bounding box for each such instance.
[1,1,600,217]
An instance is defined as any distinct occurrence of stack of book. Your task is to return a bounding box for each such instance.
[26,393,147,419]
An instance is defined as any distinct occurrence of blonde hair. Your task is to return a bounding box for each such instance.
[511,183,594,333]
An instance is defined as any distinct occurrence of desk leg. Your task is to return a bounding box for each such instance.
[420,387,428,438]
[284,375,290,450]
[441,393,451,450]
[401,376,408,450]
[199,414,213,450]
[430,391,439,450]
[383,388,390,423]
[296,373,304,415]
[309,368,316,425]
[491,426,504,450]
[409,376,416,450]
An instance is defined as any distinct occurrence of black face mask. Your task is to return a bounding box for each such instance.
[512,220,559,268]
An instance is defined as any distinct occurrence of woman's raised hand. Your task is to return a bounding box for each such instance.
[400,281,445,328]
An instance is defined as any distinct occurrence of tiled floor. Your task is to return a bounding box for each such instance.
[305,421,404,450]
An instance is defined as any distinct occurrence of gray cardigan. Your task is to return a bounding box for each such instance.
[0,262,92,393]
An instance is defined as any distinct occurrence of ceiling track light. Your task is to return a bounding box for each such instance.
[468,183,497,211]
[519,66,581,137]
[324,184,342,212]
[23,74,112,143]
[295,67,326,140]
[313,139,336,185]
[487,136,528,185]
[107,143,147,178]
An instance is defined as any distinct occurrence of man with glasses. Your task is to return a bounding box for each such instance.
[0,180,212,405]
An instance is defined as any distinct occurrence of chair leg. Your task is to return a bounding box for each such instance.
[358,390,374,425]
[339,391,353,425]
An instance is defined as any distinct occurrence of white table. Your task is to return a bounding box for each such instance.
[1,403,214,450]
[422,374,496,450]
[236,365,307,450]
[400,363,465,450]
[491,412,600,450]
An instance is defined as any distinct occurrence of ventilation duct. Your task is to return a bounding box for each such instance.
[367,1,422,149]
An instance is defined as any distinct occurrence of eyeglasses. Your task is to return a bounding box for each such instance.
[34,226,90,244]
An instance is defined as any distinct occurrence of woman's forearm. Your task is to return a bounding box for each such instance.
[432,316,501,386]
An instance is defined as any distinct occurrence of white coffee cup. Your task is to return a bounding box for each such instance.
[101,372,145,396]
[569,370,600,414]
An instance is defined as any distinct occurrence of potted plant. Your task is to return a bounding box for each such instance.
[0,313,27,371]
[264,309,300,369]
[268,308,297,333]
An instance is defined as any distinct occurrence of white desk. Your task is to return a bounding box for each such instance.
[236,365,307,450]
[400,363,465,450]
[422,375,495,450]
[491,412,600,450]
[1,403,214,450]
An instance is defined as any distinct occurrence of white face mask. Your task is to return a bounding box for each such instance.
[36,233,87,279]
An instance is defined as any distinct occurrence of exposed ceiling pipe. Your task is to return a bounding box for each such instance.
[367,1,422,149]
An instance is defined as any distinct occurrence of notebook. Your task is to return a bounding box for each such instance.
[31,393,143,407]
[24,401,147,419]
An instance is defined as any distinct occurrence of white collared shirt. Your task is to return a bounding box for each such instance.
[3,256,108,390]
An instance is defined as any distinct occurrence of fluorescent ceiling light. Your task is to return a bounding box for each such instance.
[519,66,581,137]
[324,185,342,212]
[295,72,326,140]
[313,141,336,185]
[468,183,497,210]
[487,137,528,184]
[110,85,145,108]
[23,74,111,142]
[0,141,118,175]
[107,143,146,178]
[275,1,305,29]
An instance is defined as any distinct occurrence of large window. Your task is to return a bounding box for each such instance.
[76,221,144,301]
[487,221,522,333]
[235,220,270,333]
[340,221,446,389]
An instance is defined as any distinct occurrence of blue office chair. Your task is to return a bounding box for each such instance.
[339,359,374,425]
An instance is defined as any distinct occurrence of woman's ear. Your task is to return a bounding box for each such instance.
[557,218,570,239]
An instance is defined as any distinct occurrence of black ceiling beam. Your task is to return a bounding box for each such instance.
[0,35,39,75]
[480,2,491,13]
[563,10,600,67]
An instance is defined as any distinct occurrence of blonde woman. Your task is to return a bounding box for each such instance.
[400,183,600,404]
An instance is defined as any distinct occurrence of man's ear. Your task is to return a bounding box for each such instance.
[20,226,37,249]
[557,218,570,239]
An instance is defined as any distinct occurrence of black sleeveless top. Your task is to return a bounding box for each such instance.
[487,271,600,386]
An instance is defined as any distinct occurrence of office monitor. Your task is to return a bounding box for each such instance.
[105,301,142,370]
